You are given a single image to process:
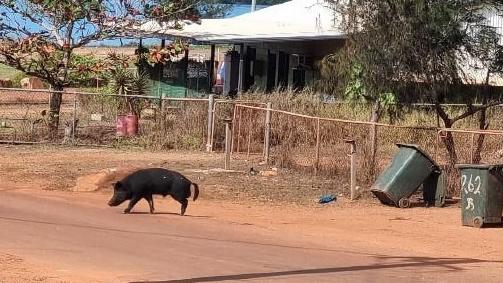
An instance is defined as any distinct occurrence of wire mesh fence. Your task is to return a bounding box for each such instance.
[2,87,503,196]
[0,88,77,142]
[0,88,211,148]
[232,103,503,197]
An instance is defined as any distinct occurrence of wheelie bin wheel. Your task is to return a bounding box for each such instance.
[473,217,484,228]
[398,197,411,208]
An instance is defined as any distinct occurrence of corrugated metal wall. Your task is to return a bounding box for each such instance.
[484,8,503,44]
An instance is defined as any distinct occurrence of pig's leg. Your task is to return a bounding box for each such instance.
[145,195,155,214]
[179,198,188,216]
[124,196,141,214]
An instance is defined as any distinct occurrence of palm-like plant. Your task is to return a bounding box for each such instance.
[128,71,151,116]
[110,67,133,96]
[110,68,150,116]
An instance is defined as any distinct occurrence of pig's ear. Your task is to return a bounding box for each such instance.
[114,181,123,190]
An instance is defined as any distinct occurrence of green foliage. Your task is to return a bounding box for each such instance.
[68,54,103,87]
[325,0,503,164]
[343,64,366,103]
[0,64,23,81]
[109,67,151,116]
[110,67,133,95]
[0,0,214,89]
[326,0,503,104]
[130,71,151,97]
[11,72,26,88]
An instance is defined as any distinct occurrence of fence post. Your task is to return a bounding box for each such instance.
[247,110,252,158]
[237,106,242,153]
[345,139,357,200]
[470,133,475,163]
[224,118,233,170]
[314,118,321,175]
[210,102,218,152]
[264,102,272,163]
[206,94,214,152]
[369,123,377,176]
[231,104,237,154]
[72,93,77,143]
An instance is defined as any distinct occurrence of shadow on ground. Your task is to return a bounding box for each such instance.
[129,256,499,283]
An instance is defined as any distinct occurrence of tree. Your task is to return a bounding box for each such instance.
[0,0,219,137]
[323,0,503,166]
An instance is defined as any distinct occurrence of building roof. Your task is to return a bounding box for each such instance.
[138,0,344,43]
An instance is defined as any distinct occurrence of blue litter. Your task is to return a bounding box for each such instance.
[319,195,337,204]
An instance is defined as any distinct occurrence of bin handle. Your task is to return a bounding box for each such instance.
[490,167,503,182]
[430,165,441,173]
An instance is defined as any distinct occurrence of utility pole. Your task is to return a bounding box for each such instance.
[251,0,257,12]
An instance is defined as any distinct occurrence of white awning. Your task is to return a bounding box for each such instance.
[137,0,344,43]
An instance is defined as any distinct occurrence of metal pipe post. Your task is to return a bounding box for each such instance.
[238,44,245,93]
[224,119,233,170]
[72,94,78,142]
[264,102,272,163]
[470,133,475,163]
[345,139,357,200]
[314,118,321,175]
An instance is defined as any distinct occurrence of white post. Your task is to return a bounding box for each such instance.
[238,44,245,93]
[251,0,257,12]
[238,59,244,93]
[206,94,215,152]
[264,102,272,163]
[314,118,321,175]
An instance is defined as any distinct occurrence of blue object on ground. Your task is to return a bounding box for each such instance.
[319,195,337,204]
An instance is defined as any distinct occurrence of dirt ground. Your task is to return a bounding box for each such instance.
[0,145,345,205]
[1,145,503,282]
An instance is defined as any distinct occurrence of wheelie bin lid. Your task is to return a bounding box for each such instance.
[396,144,440,170]
[455,164,503,183]
[455,164,503,170]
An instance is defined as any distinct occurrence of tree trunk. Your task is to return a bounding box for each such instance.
[48,86,63,139]
[473,73,491,164]
[442,127,457,166]
[435,104,457,166]
[472,107,488,164]
[368,101,381,178]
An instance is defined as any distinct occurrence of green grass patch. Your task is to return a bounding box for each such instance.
[0,64,23,80]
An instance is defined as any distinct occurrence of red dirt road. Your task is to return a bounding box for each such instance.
[1,187,503,283]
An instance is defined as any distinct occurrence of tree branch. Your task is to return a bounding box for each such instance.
[451,100,503,125]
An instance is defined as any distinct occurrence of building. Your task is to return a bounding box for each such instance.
[137,0,344,96]
[136,0,503,98]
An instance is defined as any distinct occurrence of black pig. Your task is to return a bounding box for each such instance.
[108,168,199,216]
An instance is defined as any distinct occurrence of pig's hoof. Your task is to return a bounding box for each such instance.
[123,209,131,214]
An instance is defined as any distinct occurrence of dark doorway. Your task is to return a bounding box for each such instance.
[292,67,306,90]
[245,47,256,91]
[266,51,277,92]
[277,51,290,89]
[223,50,240,97]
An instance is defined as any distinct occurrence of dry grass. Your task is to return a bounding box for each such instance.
[231,89,503,197]
[3,88,503,197]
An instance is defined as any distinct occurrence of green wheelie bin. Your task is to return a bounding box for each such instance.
[423,170,447,208]
[371,144,440,208]
[455,164,503,228]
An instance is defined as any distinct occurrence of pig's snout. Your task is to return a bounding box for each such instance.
[108,194,119,206]
[108,192,127,207]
